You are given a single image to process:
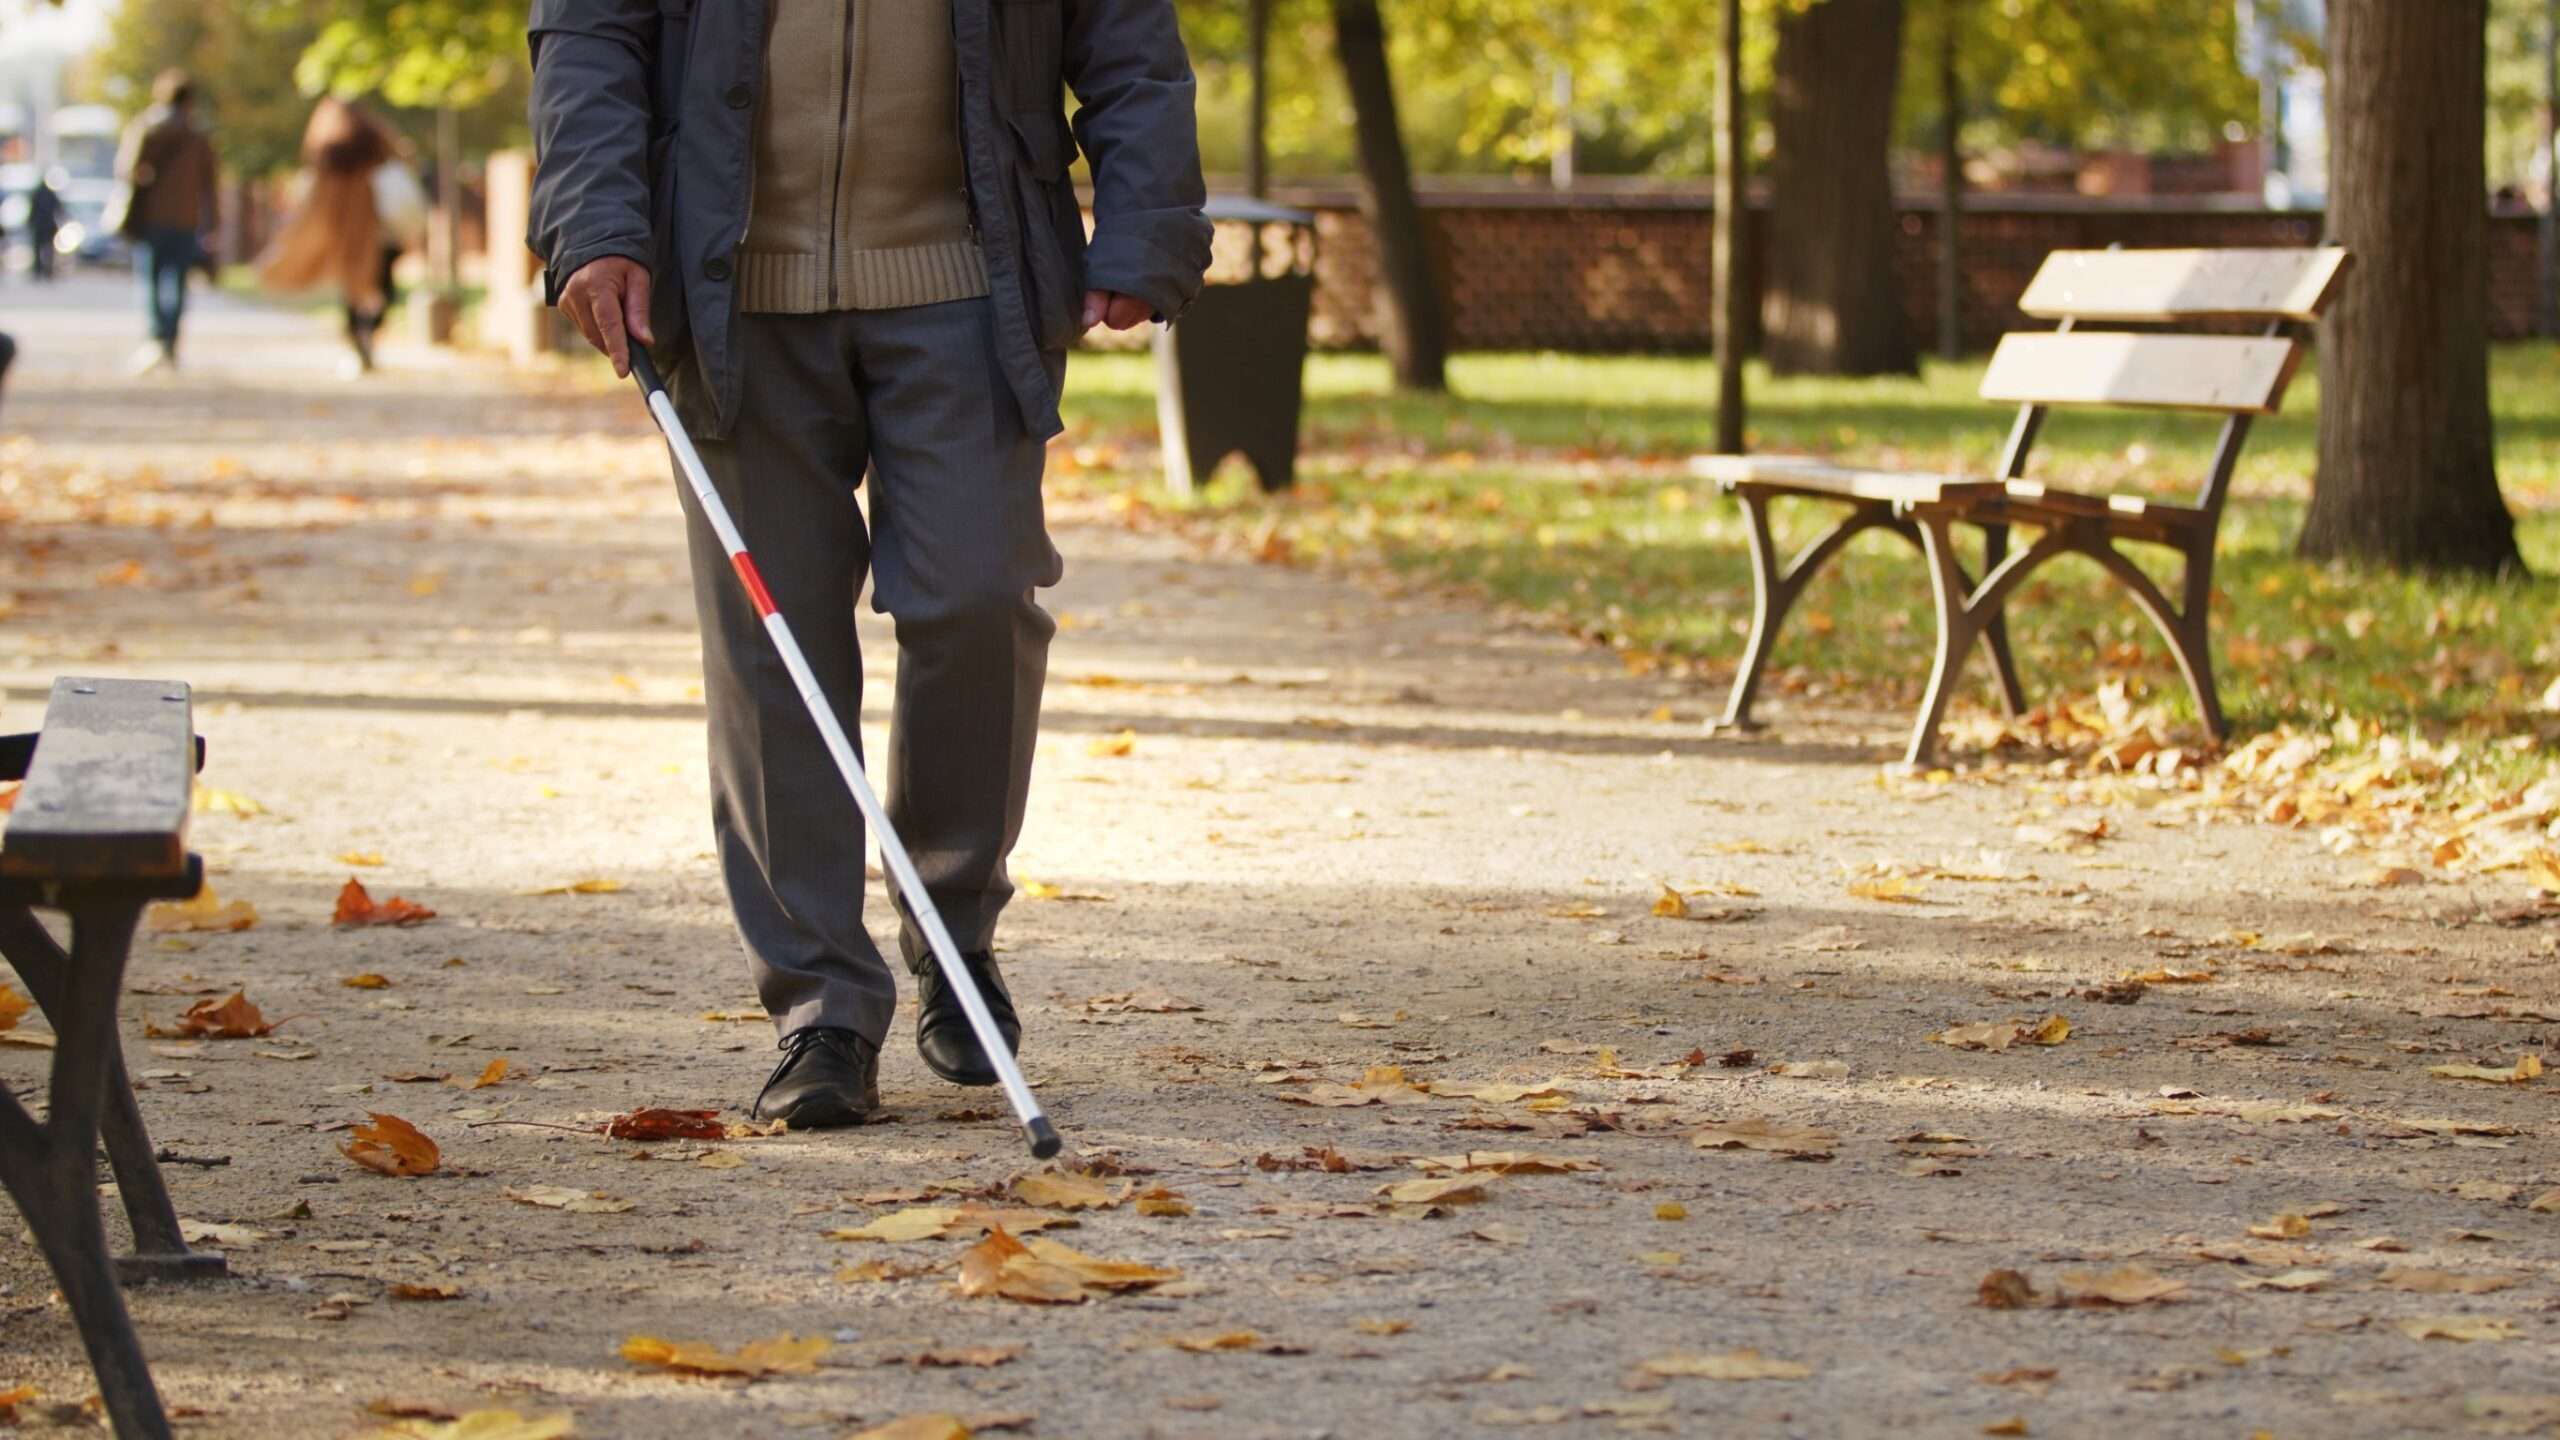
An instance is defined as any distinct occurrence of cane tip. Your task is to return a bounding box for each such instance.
[1026,1116,1063,1160]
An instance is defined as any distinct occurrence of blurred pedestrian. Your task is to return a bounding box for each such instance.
[113,69,221,374]
[27,170,64,281]
[261,99,427,377]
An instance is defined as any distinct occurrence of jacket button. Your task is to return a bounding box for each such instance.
[704,257,732,282]
[725,82,752,109]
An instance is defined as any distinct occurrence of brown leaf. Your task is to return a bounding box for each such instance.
[1132,1186,1193,1218]
[1976,1270,2038,1309]
[339,1113,439,1178]
[1009,1171,1125,1211]
[910,1344,1023,1368]
[1379,1175,1492,1207]
[1424,1076,1570,1105]
[341,973,393,990]
[1640,1350,1812,1381]
[1411,1151,1599,1176]
[151,991,277,1040]
[2395,1315,2517,1342]
[847,1418,971,1440]
[2379,1267,2514,1295]
[333,877,436,927]
[2428,1054,2543,1084]
[2247,1213,2312,1240]
[387,1282,463,1301]
[2233,1269,2330,1292]
[618,1332,829,1377]
[601,1108,728,1141]
[0,983,27,1033]
[146,884,260,933]
[1272,1065,1438,1107]
[505,1184,633,1214]
[829,1207,1076,1243]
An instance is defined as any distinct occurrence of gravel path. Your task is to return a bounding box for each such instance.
[1,277,2554,1439]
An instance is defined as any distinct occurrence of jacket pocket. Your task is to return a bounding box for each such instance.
[991,0,1063,118]
[1005,112,1083,351]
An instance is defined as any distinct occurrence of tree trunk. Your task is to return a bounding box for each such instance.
[1936,0,1962,362]
[1331,0,1449,391]
[1712,0,1748,453]
[2301,0,2523,575]
[1762,0,1917,377]
[1246,0,1271,199]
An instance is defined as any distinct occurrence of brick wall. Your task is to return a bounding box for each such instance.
[1242,186,2554,353]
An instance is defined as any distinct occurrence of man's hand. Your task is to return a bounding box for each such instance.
[561,256,655,377]
[1082,290,1152,333]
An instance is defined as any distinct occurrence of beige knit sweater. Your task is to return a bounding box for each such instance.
[741,0,989,314]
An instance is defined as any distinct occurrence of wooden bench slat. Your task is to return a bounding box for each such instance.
[0,679,194,881]
[2016,247,2352,324]
[1978,332,2302,414]
[1687,456,2005,507]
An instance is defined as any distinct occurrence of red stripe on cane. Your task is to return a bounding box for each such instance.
[731,553,778,618]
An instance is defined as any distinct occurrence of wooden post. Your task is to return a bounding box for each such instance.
[1247,0,1272,199]
[1712,0,1747,453]
[1937,0,1962,360]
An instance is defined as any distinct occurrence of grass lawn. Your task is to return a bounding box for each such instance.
[1056,346,2560,758]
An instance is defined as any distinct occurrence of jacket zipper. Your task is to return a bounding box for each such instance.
[952,2,979,243]
[824,0,856,309]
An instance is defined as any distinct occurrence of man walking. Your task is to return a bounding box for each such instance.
[115,70,221,374]
[528,0,1211,1127]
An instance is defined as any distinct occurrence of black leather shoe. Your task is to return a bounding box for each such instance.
[913,951,1021,1088]
[751,1028,880,1128]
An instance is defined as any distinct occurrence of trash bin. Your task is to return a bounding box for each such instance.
[1154,197,1317,495]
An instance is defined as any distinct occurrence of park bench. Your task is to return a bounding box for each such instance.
[1,677,227,1440]
[1691,246,2352,766]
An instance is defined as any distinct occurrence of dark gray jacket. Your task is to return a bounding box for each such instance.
[527,0,1212,440]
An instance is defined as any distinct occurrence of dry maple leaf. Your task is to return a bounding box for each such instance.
[957,1225,1088,1304]
[1133,1186,1193,1217]
[1162,1330,1261,1353]
[1009,1171,1124,1211]
[0,1386,34,1422]
[1379,1175,1491,1207]
[1273,1064,1438,1107]
[1976,1269,2039,1309]
[601,1108,727,1141]
[1413,1151,1598,1176]
[334,877,437,927]
[0,984,27,1033]
[2428,1054,2544,1084]
[2396,1315,2517,1343]
[828,1206,1075,1243]
[1640,1350,1812,1381]
[523,878,625,895]
[618,1332,829,1378]
[1424,1076,1569,1105]
[340,1113,440,1178]
[152,991,277,1040]
[1691,1119,1837,1157]
[2379,1268,2514,1295]
[847,1418,971,1440]
[147,884,260,933]
[342,973,392,990]
[506,1185,633,1214]
[2054,1264,2185,1307]
[360,1411,575,1440]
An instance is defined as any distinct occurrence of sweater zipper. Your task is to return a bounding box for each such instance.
[825,0,856,308]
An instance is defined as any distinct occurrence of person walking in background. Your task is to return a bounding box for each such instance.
[26,170,64,281]
[114,69,221,375]
[261,99,429,378]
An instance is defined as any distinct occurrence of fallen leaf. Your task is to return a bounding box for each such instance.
[337,851,386,867]
[1767,1059,1849,1079]
[1425,1077,1570,1105]
[955,1226,1178,1304]
[2396,1315,2517,1343]
[910,1344,1023,1368]
[1412,1151,1598,1175]
[150,991,277,1039]
[2247,1214,2312,1240]
[1847,875,1924,904]
[1933,1022,2021,1052]
[2379,1268,2514,1295]
[2234,1269,2331,1292]
[1652,885,1690,918]
[1353,1318,1411,1336]
[0,984,26,1032]
[2428,1055,2543,1084]
[505,1185,633,1214]
[1132,1186,1193,1218]
[146,885,260,933]
[341,973,393,990]
[1977,1270,2038,1309]
[1640,1350,1812,1381]
[1010,1171,1125,1211]
[2055,1264,2184,1307]
[1982,1422,2029,1438]
[1274,1065,1437,1107]
[1691,1119,1837,1157]
[523,878,625,896]
[334,877,436,927]
[618,1332,829,1377]
[455,1059,508,1090]
[828,1207,1075,1243]
[1086,730,1136,758]
[846,1419,971,1440]
[360,1410,576,1440]
[1162,1330,1261,1353]
[601,1108,727,1141]
[340,1114,439,1178]
[1655,1202,1688,1221]
[1379,1175,1491,1207]
[178,1219,272,1247]
[386,1282,463,1301]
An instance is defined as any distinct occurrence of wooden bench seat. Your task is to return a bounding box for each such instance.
[0,677,225,1440]
[1700,246,2351,764]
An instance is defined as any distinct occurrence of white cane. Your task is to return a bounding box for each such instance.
[628,347,1061,1160]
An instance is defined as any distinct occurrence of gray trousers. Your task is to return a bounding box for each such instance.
[667,297,1062,1047]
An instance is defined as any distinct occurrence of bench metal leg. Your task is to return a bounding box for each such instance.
[1977,525,2030,718]
[0,900,175,1440]
[1908,515,2072,766]
[1714,494,1911,732]
[2082,535,2230,745]
[0,909,220,1281]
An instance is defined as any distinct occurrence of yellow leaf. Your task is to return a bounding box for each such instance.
[1010,1171,1124,1211]
[1277,1065,1439,1107]
[192,784,263,817]
[505,1185,632,1214]
[1651,885,1689,919]
[2055,1264,2185,1306]
[1655,1202,1688,1221]
[1164,1330,1261,1352]
[524,878,625,896]
[1132,1186,1193,1217]
[846,1418,972,1440]
[618,1332,829,1377]
[342,973,393,990]
[2247,1214,2312,1240]
[2429,1055,2543,1084]
[1847,875,1922,904]
[1423,1077,1568,1105]
[465,1058,508,1089]
[2395,1315,2517,1343]
[1354,1318,1411,1336]
[1640,1350,1812,1381]
[2028,1015,2072,1045]
[0,984,27,1033]
[1086,730,1137,758]
[1983,1422,2029,1438]
[147,885,259,934]
[340,1114,440,1178]
[337,851,386,867]
[1691,1119,1837,1157]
